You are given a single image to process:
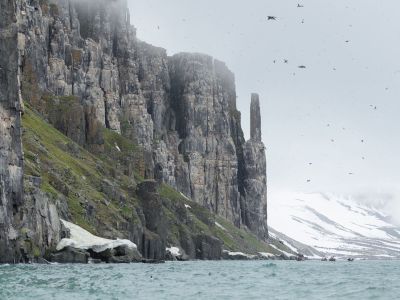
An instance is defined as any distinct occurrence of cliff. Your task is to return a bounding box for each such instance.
[0,0,271,263]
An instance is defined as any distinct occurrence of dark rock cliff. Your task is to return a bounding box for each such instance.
[0,0,269,262]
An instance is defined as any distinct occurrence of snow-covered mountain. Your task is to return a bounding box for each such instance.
[269,192,400,259]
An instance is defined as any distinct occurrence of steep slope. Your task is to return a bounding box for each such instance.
[20,106,281,261]
[269,192,400,259]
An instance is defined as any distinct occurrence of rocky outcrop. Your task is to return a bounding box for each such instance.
[0,0,22,263]
[0,0,269,262]
[243,94,268,240]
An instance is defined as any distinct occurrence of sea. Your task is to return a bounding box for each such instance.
[0,260,399,300]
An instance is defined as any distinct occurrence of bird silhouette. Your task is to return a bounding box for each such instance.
[297,4,304,7]
[267,16,277,20]
[284,59,288,63]
[298,65,306,69]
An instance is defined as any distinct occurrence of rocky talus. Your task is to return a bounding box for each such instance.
[0,0,270,263]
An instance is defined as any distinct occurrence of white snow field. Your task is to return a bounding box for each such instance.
[269,192,400,259]
[57,220,137,253]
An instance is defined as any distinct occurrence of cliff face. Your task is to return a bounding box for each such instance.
[0,0,268,262]
[0,0,23,262]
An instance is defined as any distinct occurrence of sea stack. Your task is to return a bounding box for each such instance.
[243,94,268,240]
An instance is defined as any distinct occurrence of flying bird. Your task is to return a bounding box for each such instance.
[331,139,335,142]
[361,139,364,143]
[298,65,306,69]
[297,4,304,7]
[307,179,311,183]
[284,59,288,64]
[267,16,277,20]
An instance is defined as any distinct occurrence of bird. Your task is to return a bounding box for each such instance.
[333,67,337,71]
[348,172,354,175]
[308,162,313,165]
[345,40,350,43]
[361,139,364,143]
[297,4,304,7]
[157,25,160,30]
[301,19,305,24]
[284,59,289,64]
[331,139,335,142]
[362,157,365,160]
[298,65,306,69]
[267,16,277,20]
[307,179,311,183]
[273,60,276,63]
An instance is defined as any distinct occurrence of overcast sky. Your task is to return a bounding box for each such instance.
[127,0,400,202]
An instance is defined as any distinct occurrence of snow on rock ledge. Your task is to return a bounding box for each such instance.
[57,220,137,253]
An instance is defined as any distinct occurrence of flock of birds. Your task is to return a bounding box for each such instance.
[267,3,380,184]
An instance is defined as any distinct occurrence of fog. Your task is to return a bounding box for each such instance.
[127,0,400,220]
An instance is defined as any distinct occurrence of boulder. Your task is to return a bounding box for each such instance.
[195,234,222,260]
[50,247,89,264]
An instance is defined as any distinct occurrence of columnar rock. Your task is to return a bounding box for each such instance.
[167,53,242,225]
[250,93,262,141]
[0,0,61,263]
[243,94,268,240]
[0,0,24,263]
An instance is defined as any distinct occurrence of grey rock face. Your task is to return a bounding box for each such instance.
[195,234,222,260]
[0,0,24,263]
[243,95,268,239]
[50,246,89,264]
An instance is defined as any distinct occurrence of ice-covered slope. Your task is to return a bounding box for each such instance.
[269,192,400,259]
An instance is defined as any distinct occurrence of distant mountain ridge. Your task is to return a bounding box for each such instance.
[269,192,400,259]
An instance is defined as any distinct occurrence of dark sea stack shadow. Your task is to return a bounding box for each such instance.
[0,0,297,265]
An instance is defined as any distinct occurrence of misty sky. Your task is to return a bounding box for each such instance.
[127,0,400,199]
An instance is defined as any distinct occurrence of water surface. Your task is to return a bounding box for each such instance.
[0,260,399,299]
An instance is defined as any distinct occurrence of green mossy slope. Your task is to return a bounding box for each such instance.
[22,106,292,257]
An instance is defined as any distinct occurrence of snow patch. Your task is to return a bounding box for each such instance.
[180,192,190,200]
[269,244,296,258]
[215,222,227,231]
[258,252,276,258]
[223,250,255,259]
[57,220,137,253]
[166,246,181,257]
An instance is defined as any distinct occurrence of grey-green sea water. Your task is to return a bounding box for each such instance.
[0,260,399,300]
